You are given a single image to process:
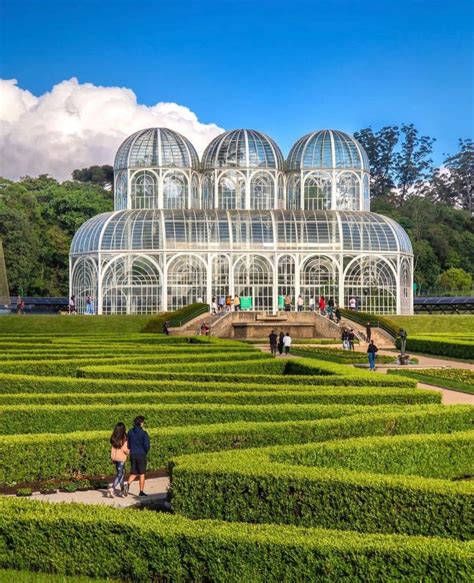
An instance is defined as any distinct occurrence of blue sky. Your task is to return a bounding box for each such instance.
[1,0,473,166]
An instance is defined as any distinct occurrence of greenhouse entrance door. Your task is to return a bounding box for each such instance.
[237,285,273,312]
[234,255,274,312]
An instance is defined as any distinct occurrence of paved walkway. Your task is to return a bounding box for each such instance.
[16,477,170,509]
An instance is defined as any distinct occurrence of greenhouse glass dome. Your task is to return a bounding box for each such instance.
[70,128,413,315]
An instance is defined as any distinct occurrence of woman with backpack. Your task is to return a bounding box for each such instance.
[108,422,129,498]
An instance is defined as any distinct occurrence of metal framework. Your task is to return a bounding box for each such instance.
[70,127,414,315]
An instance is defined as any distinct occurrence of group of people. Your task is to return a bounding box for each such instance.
[108,416,151,498]
[210,294,242,314]
[68,294,94,315]
[268,330,292,355]
[282,294,341,322]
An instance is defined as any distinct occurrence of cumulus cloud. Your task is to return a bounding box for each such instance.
[0,78,224,180]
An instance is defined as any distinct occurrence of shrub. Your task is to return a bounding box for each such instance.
[389,368,474,396]
[39,483,57,495]
[0,406,470,485]
[15,488,33,497]
[170,431,474,539]
[397,335,474,360]
[1,498,471,582]
[292,346,396,364]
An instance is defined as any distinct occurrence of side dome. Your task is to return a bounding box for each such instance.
[287,129,369,171]
[114,127,199,171]
[202,129,284,170]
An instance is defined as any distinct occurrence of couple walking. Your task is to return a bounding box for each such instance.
[108,415,150,498]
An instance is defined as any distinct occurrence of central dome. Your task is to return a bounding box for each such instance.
[287,129,369,171]
[202,129,284,170]
[114,127,200,171]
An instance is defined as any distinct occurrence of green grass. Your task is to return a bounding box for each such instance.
[388,315,474,335]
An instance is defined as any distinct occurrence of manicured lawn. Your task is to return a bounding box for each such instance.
[388,315,474,335]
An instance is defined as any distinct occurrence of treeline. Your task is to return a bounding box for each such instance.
[0,131,472,297]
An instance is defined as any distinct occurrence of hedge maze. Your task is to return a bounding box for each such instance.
[0,333,473,581]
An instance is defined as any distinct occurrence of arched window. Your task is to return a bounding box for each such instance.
[344,257,397,314]
[400,258,412,314]
[191,174,200,208]
[163,172,188,209]
[303,172,332,210]
[167,255,207,310]
[278,255,295,309]
[131,172,158,209]
[115,171,128,210]
[300,256,338,306]
[71,257,98,314]
[234,255,273,311]
[201,174,214,209]
[336,172,360,210]
[363,174,370,211]
[250,173,274,210]
[211,255,230,305]
[102,255,162,315]
[218,171,245,209]
[286,174,300,210]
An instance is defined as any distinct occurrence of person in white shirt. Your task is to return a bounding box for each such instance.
[297,295,304,312]
[283,332,292,355]
[309,296,315,311]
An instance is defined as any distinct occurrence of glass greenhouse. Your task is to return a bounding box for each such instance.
[70,128,413,315]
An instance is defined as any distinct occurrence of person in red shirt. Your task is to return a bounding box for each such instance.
[318,295,326,315]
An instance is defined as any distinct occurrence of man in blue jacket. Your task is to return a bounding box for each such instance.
[123,415,150,497]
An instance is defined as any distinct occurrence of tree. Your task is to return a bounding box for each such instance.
[437,268,472,293]
[393,124,435,203]
[72,165,114,191]
[354,126,399,197]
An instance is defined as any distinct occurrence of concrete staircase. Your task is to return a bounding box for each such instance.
[338,316,395,349]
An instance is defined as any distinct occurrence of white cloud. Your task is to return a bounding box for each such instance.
[0,78,224,180]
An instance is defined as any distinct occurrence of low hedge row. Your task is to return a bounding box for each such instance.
[1,406,470,484]
[0,402,392,435]
[389,369,474,396]
[0,372,416,394]
[397,336,474,360]
[2,499,471,582]
[292,346,395,364]
[0,386,441,406]
[77,367,417,386]
[0,352,272,377]
[170,429,474,539]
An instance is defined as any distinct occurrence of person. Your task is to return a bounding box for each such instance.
[341,328,349,350]
[197,296,204,304]
[225,295,232,312]
[284,294,292,312]
[85,294,94,315]
[200,322,210,336]
[334,307,341,324]
[234,294,241,311]
[327,297,334,320]
[123,416,150,497]
[16,296,25,315]
[318,295,326,315]
[367,340,379,371]
[211,296,218,315]
[268,330,278,356]
[283,331,292,355]
[108,422,129,498]
[277,331,285,356]
[69,295,77,315]
[297,295,304,312]
[309,296,315,312]
[366,322,372,343]
[163,321,170,335]
[348,329,355,351]
[399,329,408,355]
[218,296,225,312]
[349,296,356,311]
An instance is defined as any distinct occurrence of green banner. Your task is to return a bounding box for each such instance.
[278,295,285,309]
[240,296,253,310]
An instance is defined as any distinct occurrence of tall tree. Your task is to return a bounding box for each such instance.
[72,165,114,191]
[393,124,434,203]
[354,126,399,197]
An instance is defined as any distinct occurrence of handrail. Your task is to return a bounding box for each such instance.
[168,303,209,328]
[340,309,398,339]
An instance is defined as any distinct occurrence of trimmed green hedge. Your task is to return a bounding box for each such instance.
[2,499,472,583]
[170,429,474,539]
[0,568,109,582]
[0,386,440,407]
[388,368,474,396]
[0,372,416,394]
[397,336,474,360]
[0,402,393,435]
[1,406,470,484]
